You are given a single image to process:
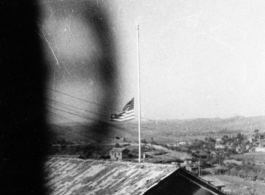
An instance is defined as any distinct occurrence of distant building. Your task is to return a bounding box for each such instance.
[253,140,265,152]
[182,157,193,166]
[109,147,129,160]
[215,144,225,150]
[255,147,265,152]
[202,176,226,191]
[223,159,242,166]
[178,141,186,145]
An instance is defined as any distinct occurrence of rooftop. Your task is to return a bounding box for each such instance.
[44,157,176,195]
[202,176,226,187]
[110,147,128,152]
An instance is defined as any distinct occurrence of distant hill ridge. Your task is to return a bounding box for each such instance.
[163,115,265,130]
[48,116,265,143]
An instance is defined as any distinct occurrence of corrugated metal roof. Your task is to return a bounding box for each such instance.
[44,157,177,195]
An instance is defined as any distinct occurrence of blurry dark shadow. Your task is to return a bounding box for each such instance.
[42,1,119,141]
[0,1,49,194]
[81,2,119,140]
[0,0,119,194]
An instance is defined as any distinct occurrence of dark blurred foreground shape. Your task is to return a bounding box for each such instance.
[42,0,119,139]
[0,1,49,194]
[0,1,118,194]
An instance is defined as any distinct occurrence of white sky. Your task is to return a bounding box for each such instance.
[43,0,265,122]
[115,0,265,120]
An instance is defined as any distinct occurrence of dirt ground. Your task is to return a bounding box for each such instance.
[206,175,265,195]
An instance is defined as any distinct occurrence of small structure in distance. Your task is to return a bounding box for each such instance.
[110,147,130,160]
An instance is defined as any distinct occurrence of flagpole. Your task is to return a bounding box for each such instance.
[137,24,141,163]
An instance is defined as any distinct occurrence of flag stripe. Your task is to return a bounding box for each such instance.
[110,112,134,119]
[110,98,134,122]
[111,115,135,122]
[113,114,134,119]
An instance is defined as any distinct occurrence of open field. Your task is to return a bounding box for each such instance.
[231,152,265,169]
[212,175,265,195]
[232,152,265,162]
[48,116,265,144]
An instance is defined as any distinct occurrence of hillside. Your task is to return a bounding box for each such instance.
[47,116,265,144]
[164,116,265,132]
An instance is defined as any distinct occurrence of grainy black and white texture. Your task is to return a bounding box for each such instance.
[0,1,119,194]
[0,1,48,194]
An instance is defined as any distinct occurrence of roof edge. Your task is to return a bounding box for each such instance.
[139,167,179,195]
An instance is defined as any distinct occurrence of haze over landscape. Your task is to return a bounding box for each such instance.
[39,2,265,194]
[4,1,265,195]
[41,0,265,124]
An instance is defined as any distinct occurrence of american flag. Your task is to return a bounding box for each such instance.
[110,98,134,122]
